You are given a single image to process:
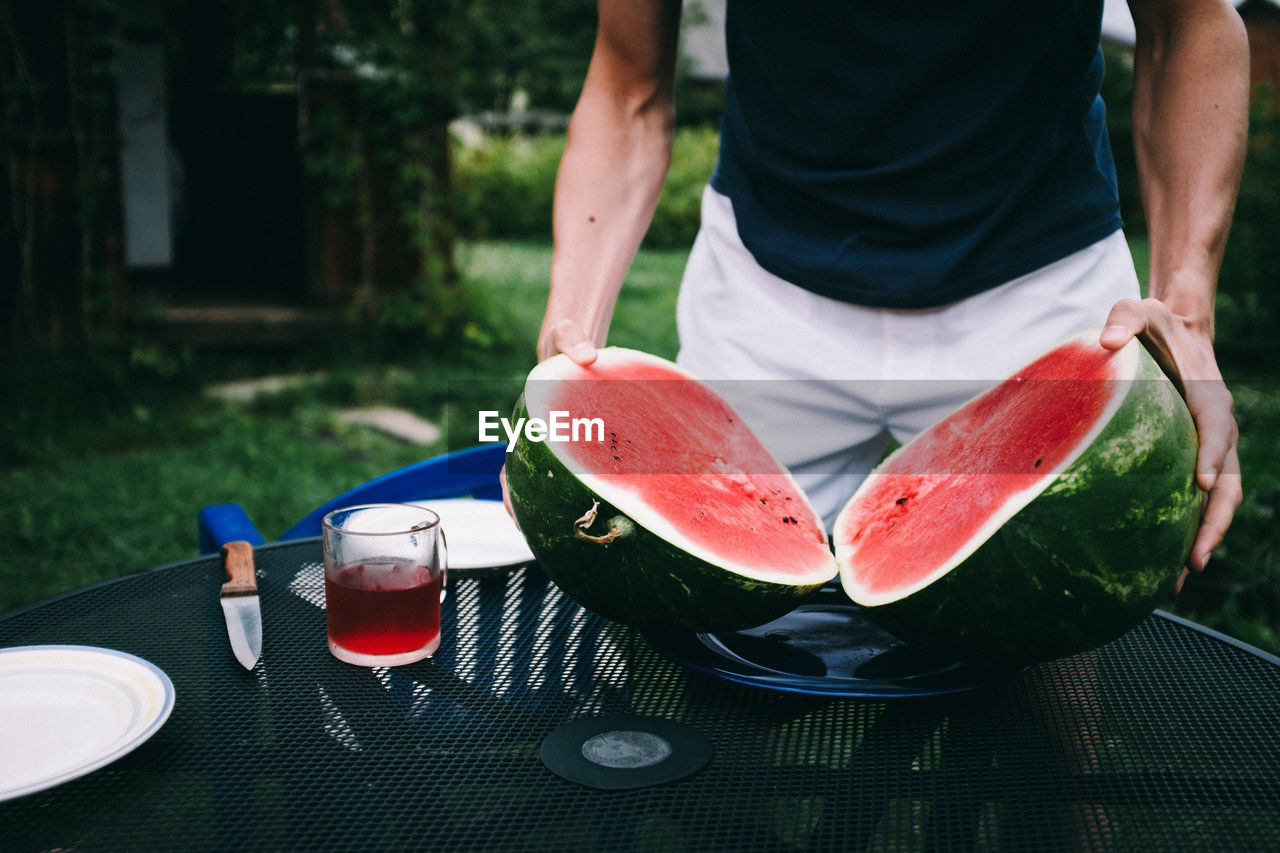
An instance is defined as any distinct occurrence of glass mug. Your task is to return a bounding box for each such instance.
[322,504,447,666]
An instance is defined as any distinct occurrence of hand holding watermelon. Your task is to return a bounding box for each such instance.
[1100,296,1242,587]
[499,317,605,526]
[538,317,599,366]
[834,330,1202,667]
[505,347,839,632]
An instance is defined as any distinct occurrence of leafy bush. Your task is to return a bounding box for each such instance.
[451,126,721,249]
[1215,92,1280,359]
[645,126,720,249]
[452,133,566,241]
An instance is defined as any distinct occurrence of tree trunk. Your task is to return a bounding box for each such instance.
[296,1,458,329]
[0,0,125,364]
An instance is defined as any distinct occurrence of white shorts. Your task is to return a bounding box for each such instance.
[675,186,1141,528]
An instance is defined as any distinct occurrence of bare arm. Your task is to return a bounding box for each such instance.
[1102,0,1248,576]
[537,0,683,364]
[1127,0,1249,324]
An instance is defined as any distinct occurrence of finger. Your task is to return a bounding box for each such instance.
[1098,298,1149,350]
[1173,567,1190,596]
[549,319,598,366]
[1185,381,1237,492]
[1188,451,1242,572]
[499,466,521,530]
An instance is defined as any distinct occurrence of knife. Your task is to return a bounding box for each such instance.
[220,541,262,669]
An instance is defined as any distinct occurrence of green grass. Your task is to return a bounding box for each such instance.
[1,238,1277,660]
[0,411,428,611]
[456,240,683,360]
[0,242,690,615]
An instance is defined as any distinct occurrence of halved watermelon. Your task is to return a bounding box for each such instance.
[505,347,837,631]
[835,330,1200,667]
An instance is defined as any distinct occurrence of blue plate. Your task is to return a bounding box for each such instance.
[646,585,996,698]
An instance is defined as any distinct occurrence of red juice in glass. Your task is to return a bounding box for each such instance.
[325,561,442,665]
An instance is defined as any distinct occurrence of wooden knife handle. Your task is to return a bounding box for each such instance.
[220,541,258,596]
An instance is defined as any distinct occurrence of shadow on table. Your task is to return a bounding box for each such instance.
[257,558,1124,850]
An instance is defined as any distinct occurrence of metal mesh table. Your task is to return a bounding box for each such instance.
[2,540,1277,851]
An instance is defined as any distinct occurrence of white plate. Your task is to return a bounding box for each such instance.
[412,498,535,571]
[0,645,175,802]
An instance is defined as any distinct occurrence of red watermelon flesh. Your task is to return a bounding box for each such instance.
[525,351,831,583]
[838,336,1129,605]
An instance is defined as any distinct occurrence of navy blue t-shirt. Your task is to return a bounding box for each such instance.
[710,0,1123,308]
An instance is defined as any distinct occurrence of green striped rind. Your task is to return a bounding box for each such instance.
[853,349,1199,668]
[505,400,829,632]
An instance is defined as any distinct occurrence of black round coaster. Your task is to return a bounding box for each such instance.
[540,714,713,790]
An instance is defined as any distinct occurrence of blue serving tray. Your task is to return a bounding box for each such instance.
[646,584,1000,698]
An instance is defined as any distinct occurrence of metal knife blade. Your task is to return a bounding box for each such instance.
[220,541,262,669]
